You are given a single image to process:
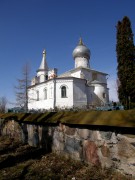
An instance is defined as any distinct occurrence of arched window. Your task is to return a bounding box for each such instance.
[45,74,48,80]
[61,86,67,98]
[92,73,97,81]
[103,93,106,99]
[44,88,47,99]
[37,90,39,101]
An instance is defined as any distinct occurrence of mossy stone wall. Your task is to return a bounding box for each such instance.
[1,119,135,177]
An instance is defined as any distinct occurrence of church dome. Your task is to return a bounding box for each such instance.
[72,38,90,60]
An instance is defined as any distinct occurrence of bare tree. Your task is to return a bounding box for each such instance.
[0,96,7,113]
[15,63,31,112]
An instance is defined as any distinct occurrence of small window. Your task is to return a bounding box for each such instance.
[45,74,48,80]
[61,86,67,98]
[37,90,39,101]
[35,76,39,84]
[103,93,106,99]
[92,73,97,81]
[44,88,47,99]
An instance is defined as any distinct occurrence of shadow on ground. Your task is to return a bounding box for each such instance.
[0,136,133,180]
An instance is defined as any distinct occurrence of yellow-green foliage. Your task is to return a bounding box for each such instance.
[23,113,43,123]
[1,110,135,127]
[0,113,30,121]
[60,110,135,127]
[0,113,16,119]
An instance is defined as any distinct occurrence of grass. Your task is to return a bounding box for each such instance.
[0,136,133,180]
[1,110,135,127]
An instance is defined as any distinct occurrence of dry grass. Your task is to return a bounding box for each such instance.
[0,136,133,180]
[1,110,135,127]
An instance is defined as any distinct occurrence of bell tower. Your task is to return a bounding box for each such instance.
[37,49,49,83]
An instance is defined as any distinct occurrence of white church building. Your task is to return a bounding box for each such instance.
[28,38,109,110]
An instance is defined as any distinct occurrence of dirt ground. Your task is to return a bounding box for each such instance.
[0,136,133,180]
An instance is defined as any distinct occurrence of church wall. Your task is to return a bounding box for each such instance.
[37,71,46,83]
[40,74,45,83]
[55,79,73,108]
[28,96,54,110]
[71,70,82,78]
[28,78,75,110]
[71,69,92,81]
[72,69,107,84]
[81,69,92,80]
[75,57,89,68]
[86,86,94,105]
[80,70,107,84]
[93,84,109,105]
[97,74,107,84]
[106,88,109,103]
[73,79,87,107]
[28,76,109,110]
[28,80,56,110]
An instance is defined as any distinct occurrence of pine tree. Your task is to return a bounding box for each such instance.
[116,16,135,109]
[15,63,31,112]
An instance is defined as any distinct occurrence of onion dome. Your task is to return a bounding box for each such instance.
[72,38,90,60]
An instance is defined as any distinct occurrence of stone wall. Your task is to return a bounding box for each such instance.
[1,119,135,177]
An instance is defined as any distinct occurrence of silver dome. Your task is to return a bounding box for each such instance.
[72,38,90,60]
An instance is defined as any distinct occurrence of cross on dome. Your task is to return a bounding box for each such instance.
[78,37,84,45]
[43,49,46,57]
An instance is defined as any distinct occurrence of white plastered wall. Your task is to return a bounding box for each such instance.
[73,78,87,107]
[55,79,73,108]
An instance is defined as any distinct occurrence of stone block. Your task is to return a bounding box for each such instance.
[64,136,75,153]
[76,128,90,140]
[64,136,81,153]
[27,125,34,146]
[100,131,112,140]
[74,138,82,152]
[53,130,64,151]
[33,128,39,147]
[110,132,118,144]
[98,149,113,168]
[90,131,98,141]
[83,140,100,165]
[119,161,135,177]
[101,144,110,157]
[58,123,66,132]
[65,126,76,136]
[21,123,28,143]
[118,138,135,158]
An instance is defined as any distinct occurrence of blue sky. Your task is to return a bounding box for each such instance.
[0,0,135,107]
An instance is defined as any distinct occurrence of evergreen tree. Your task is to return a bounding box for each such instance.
[15,63,31,112]
[116,16,135,109]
